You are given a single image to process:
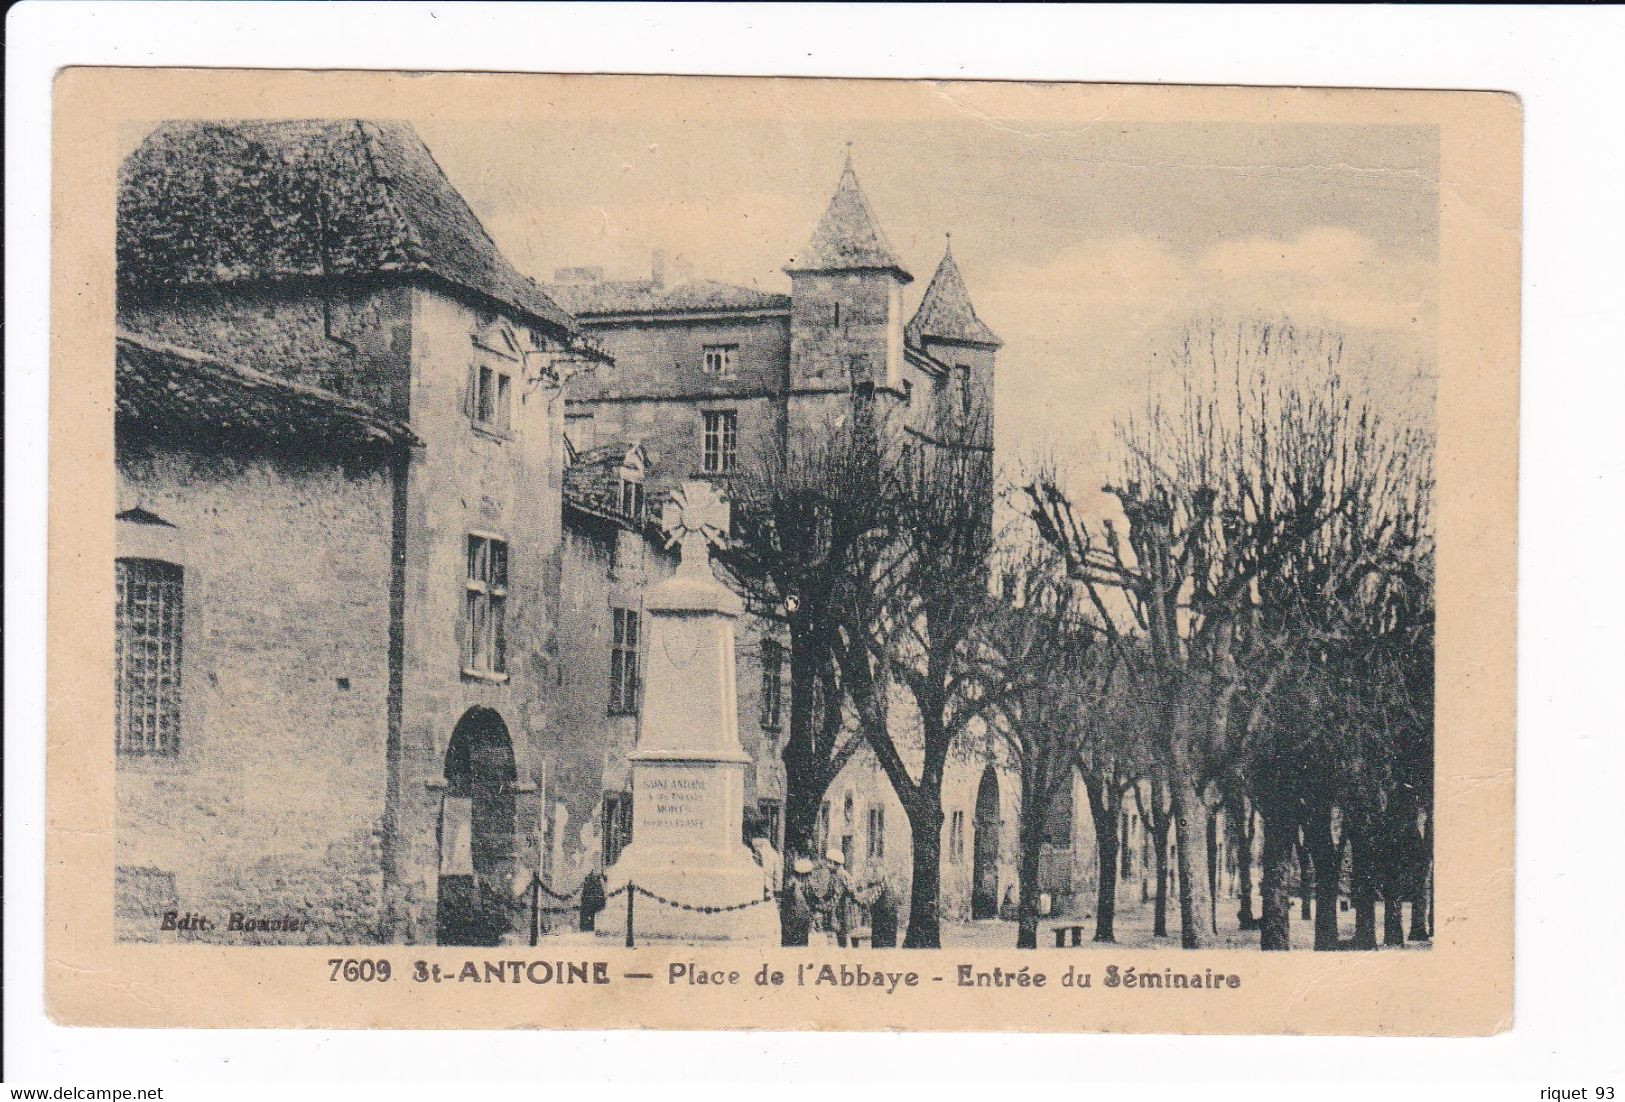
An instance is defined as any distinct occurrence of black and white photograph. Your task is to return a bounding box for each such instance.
[108,97,1440,958]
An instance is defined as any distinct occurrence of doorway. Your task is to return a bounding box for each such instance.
[437,707,517,946]
[971,765,1001,920]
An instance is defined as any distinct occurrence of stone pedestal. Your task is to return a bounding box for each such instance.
[601,483,779,943]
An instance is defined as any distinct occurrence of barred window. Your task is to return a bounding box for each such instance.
[701,410,738,474]
[464,535,508,677]
[609,607,641,714]
[759,639,783,731]
[115,558,183,756]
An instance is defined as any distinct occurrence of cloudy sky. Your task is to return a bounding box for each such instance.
[414,113,1438,501]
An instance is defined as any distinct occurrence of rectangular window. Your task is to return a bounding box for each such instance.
[702,344,737,376]
[603,793,633,867]
[949,810,967,864]
[957,364,972,416]
[817,801,831,856]
[701,410,738,474]
[464,535,508,677]
[758,799,783,850]
[468,361,513,432]
[115,558,183,755]
[867,806,885,860]
[759,639,783,731]
[609,607,641,713]
[619,478,645,523]
[902,379,913,406]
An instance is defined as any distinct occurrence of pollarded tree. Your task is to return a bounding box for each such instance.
[850,411,1006,948]
[1028,319,1377,948]
[978,551,1123,949]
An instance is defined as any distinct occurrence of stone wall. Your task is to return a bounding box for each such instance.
[552,508,788,891]
[114,438,395,944]
[788,270,906,392]
[388,288,566,943]
[119,281,415,418]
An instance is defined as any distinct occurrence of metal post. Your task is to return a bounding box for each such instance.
[625,883,636,949]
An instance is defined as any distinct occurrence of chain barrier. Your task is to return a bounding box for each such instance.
[630,883,774,915]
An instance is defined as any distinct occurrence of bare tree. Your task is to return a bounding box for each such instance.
[979,552,1121,948]
[850,412,1003,948]
[721,413,896,865]
[1028,319,1386,949]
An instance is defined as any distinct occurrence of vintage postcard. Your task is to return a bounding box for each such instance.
[46,69,1519,1034]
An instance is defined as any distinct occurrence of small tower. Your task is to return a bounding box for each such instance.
[906,237,1001,442]
[785,151,912,406]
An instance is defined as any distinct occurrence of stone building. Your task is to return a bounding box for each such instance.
[548,154,1020,920]
[113,120,605,945]
[548,440,786,894]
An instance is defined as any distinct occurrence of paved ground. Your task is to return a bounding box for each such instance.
[510,896,1431,951]
[944,898,1431,951]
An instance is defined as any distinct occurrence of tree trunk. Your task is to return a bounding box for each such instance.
[1167,731,1215,949]
[1016,809,1044,950]
[1409,809,1432,942]
[1382,882,1406,946]
[1207,808,1220,935]
[902,790,944,948]
[1304,802,1342,951]
[780,627,827,861]
[1297,837,1313,921]
[1227,792,1259,930]
[1259,807,1294,951]
[1350,825,1379,950]
[1138,782,1172,939]
[1082,775,1119,943]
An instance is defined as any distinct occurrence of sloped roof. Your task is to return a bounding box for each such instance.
[563,441,671,531]
[906,242,1001,349]
[784,157,911,280]
[547,278,789,318]
[116,331,417,452]
[118,119,578,336]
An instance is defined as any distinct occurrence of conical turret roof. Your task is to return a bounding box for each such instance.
[785,154,911,281]
[906,240,1001,348]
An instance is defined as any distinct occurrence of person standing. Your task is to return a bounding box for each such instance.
[579,868,607,933]
[867,877,900,948]
[821,848,855,947]
[781,856,815,947]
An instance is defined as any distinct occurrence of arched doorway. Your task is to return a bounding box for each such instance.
[437,707,517,946]
[971,765,1001,920]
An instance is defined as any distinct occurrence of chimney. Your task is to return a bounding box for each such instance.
[651,249,668,288]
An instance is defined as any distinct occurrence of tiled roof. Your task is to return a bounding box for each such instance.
[906,242,1001,349]
[116,331,417,452]
[784,157,911,280]
[563,441,669,531]
[118,120,578,336]
[546,278,789,318]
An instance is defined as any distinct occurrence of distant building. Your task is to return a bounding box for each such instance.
[113,120,603,945]
[549,154,1019,920]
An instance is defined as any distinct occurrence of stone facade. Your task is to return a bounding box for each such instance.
[112,119,596,946]
[549,155,1020,921]
[114,438,396,944]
